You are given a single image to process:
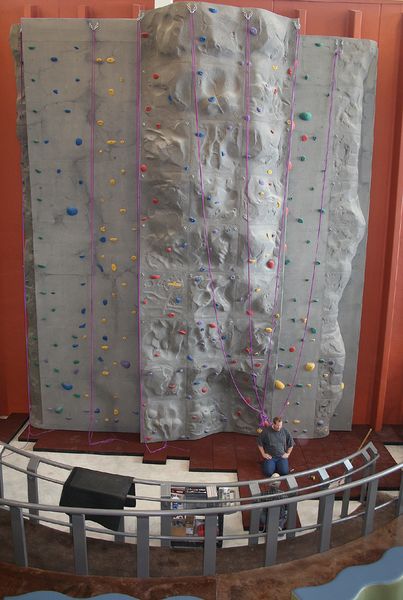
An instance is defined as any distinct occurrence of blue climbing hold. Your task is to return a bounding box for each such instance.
[61,383,73,391]
[66,207,78,216]
[120,360,131,369]
[50,56,58,62]
[208,7,218,12]
[75,138,83,146]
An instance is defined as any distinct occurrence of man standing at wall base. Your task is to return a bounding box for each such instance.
[257,416,294,477]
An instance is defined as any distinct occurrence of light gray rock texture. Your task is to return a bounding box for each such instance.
[16,2,377,440]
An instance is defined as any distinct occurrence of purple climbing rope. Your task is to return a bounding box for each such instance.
[259,25,301,423]
[278,41,342,419]
[87,25,98,444]
[243,13,262,409]
[189,8,261,415]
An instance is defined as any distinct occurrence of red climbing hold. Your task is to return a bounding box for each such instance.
[150,274,160,279]
[201,387,208,393]
[287,67,293,75]
[166,247,172,253]
[145,105,152,113]
[155,123,161,129]
[208,323,217,328]
[178,329,187,335]
[267,259,275,269]
[152,73,160,79]
[152,197,159,204]
[301,134,308,142]
[141,32,149,38]
[140,164,148,172]
[246,309,253,316]
[167,312,175,318]
[289,346,296,352]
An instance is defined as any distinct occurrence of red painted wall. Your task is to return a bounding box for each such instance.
[0,0,401,429]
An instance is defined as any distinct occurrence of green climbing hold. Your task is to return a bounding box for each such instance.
[53,368,60,373]
[299,112,312,121]
[304,75,309,80]
[37,264,46,269]
[314,260,321,265]
[73,393,81,398]
[315,42,323,47]
[296,384,303,388]
[73,360,80,364]
[306,240,311,244]
[297,218,304,223]
[55,406,64,414]
[300,156,306,162]
[285,259,291,265]
[310,327,317,334]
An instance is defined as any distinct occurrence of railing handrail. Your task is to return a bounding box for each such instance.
[0,460,401,518]
[0,439,380,488]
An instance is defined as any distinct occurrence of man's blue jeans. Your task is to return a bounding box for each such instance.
[262,457,289,477]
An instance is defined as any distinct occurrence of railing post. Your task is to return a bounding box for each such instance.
[10,506,28,567]
[360,449,376,503]
[318,493,335,553]
[317,468,330,524]
[71,513,88,575]
[341,459,354,518]
[203,513,217,576]
[362,478,379,536]
[285,475,298,539]
[264,504,280,566]
[27,456,40,521]
[248,481,261,546]
[0,457,4,499]
[397,469,403,517]
[137,515,150,578]
[114,515,125,544]
[160,482,171,547]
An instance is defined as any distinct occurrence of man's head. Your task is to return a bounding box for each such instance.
[272,416,283,431]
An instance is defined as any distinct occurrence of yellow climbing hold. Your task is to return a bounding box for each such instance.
[101,345,109,350]
[121,282,127,287]
[267,169,273,175]
[109,178,117,186]
[119,139,126,144]
[257,427,262,434]
[108,88,115,96]
[109,237,118,242]
[113,361,118,366]
[265,327,273,333]
[106,57,116,63]
[100,225,107,233]
[304,362,316,372]
[113,408,120,416]
[131,309,137,315]
[275,313,280,319]
[101,370,110,376]
[107,139,117,145]
[120,169,126,174]
[277,201,281,208]
[255,287,261,292]
[82,335,87,340]
[122,336,127,341]
[275,380,285,390]
[340,382,345,390]
[111,263,117,272]
[293,419,301,424]
[168,281,182,288]
[119,208,127,214]
[96,119,104,126]
[306,383,312,388]
[96,57,103,63]
[131,255,137,262]
[101,318,107,324]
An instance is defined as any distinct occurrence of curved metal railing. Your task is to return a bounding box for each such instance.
[0,440,402,578]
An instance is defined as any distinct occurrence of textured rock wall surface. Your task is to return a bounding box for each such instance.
[18,3,376,439]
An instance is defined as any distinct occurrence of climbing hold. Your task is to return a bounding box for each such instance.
[209,7,218,12]
[152,73,160,79]
[199,36,206,43]
[66,207,78,216]
[141,32,149,38]
[167,312,175,318]
[265,327,273,333]
[111,263,117,272]
[300,156,306,162]
[293,419,301,424]
[310,327,317,334]
[55,406,64,414]
[178,329,187,335]
[274,380,285,390]
[289,346,296,353]
[209,323,217,329]
[108,88,115,95]
[106,57,116,63]
[304,362,316,372]
[109,178,117,186]
[266,259,275,269]
[150,274,160,279]
[101,370,110,376]
[75,138,83,146]
[299,112,313,121]
[145,105,152,112]
[101,345,109,351]
[246,310,253,316]
[249,27,258,36]
[340,382,345,390]
[61,383,73,391]
[297,217,304,223]
[140,164,148,172]
[120,360,131,369]
[301,134,308,142]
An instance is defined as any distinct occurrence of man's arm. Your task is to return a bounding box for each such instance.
[282,430,294,459]
[258,444,272,460]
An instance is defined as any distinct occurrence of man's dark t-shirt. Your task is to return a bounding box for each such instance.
[257,427,294,458]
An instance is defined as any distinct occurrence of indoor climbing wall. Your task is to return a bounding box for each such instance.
[17,2,376,440]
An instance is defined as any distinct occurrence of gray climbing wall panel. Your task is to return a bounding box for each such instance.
[17,2,377,440]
